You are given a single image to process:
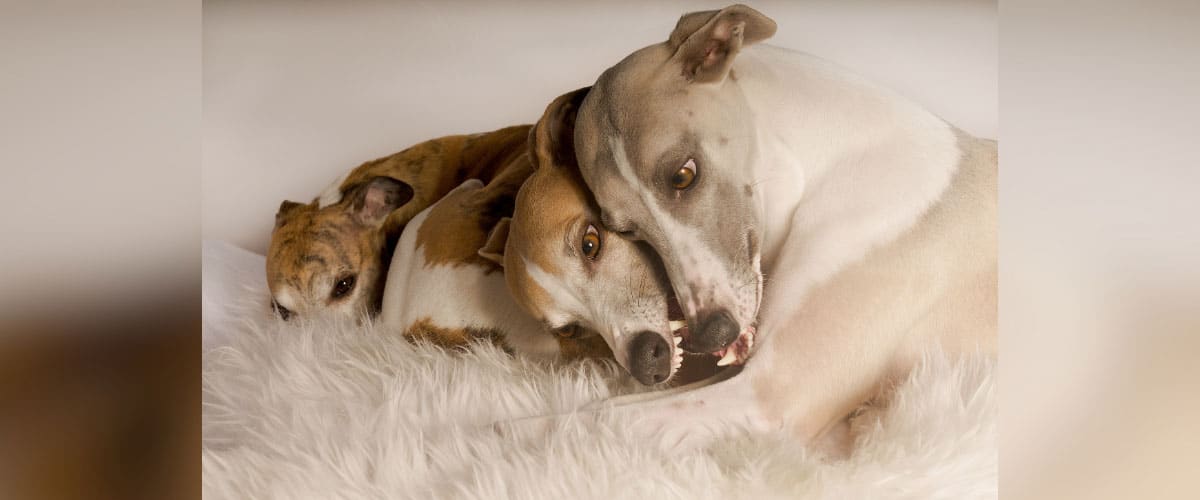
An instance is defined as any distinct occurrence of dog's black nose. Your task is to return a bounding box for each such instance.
[685,309,740,353]
[627,331,671,385]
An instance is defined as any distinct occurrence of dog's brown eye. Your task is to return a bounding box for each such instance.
[272,300,292,321]
[581,225,601,260]
[331,275,356,299]
[670,158,697,190]
[554,324,580,339]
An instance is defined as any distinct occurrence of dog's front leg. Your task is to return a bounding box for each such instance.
[746,230,930,445]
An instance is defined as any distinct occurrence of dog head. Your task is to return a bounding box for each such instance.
[571,5,776,355]
[266,177,413,321]
[495,88,687,385]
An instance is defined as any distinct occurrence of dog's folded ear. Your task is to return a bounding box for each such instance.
[347,177,414,228]
[478,216,511,268]
[667,4,776,83]
[530,87,591,171]
[275,200,305,228]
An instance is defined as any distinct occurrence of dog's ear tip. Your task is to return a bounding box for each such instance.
[278,199,304,210]
[275,200,306,227]
[478,216,512,267]
[668,4,776,74]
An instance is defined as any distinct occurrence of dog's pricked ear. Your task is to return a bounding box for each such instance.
[667,4,776,83]
[275,200,305,228]
[348,177,414,227]
[530,87,591,171]
[478,217,511,267]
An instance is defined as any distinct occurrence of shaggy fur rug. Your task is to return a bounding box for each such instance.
[202,242,996,499]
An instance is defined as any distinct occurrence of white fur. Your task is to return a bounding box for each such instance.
[739,46,960,296]
[521,257,589,329]
[202,312,996,499]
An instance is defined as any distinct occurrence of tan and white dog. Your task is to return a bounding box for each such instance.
[379,149,611,361]
[510,5,996,449]
[266,125,530,321]
[491,93,714,384]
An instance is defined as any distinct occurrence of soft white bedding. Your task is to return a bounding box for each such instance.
[201,240,996,500]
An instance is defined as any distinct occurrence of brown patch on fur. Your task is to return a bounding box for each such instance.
[413,153,534,270]
[404,317,507,351]
[555,333,614,361]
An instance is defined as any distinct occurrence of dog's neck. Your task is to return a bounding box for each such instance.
[735,45,962,284]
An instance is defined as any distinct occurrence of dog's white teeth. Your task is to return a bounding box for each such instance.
[669,320,686,332]
[673,335,682,346]
[716,349,738,366]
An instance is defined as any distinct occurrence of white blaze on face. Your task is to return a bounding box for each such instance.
[607,137,754,323]
[521,258,589,329]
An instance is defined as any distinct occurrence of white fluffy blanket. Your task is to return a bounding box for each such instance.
[201,242,996,499]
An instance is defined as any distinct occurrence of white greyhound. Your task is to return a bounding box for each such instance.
[512,4,996,449]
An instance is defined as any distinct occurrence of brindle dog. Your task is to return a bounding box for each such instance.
[266,125,530,321]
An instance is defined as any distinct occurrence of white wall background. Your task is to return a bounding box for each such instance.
[203,0,996,254]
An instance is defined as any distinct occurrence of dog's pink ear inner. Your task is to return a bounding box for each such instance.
[667,4,776,83]
[478,216,511,268]
[349,177,414,228]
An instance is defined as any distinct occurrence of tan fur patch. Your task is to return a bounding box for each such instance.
[404,317,506,350]
[554,333,614,361]
[414,153,533,269]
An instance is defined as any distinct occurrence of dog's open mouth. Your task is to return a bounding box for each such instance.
[713,325,755,367]
[665,296,756,371]
[666,297,687,376]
